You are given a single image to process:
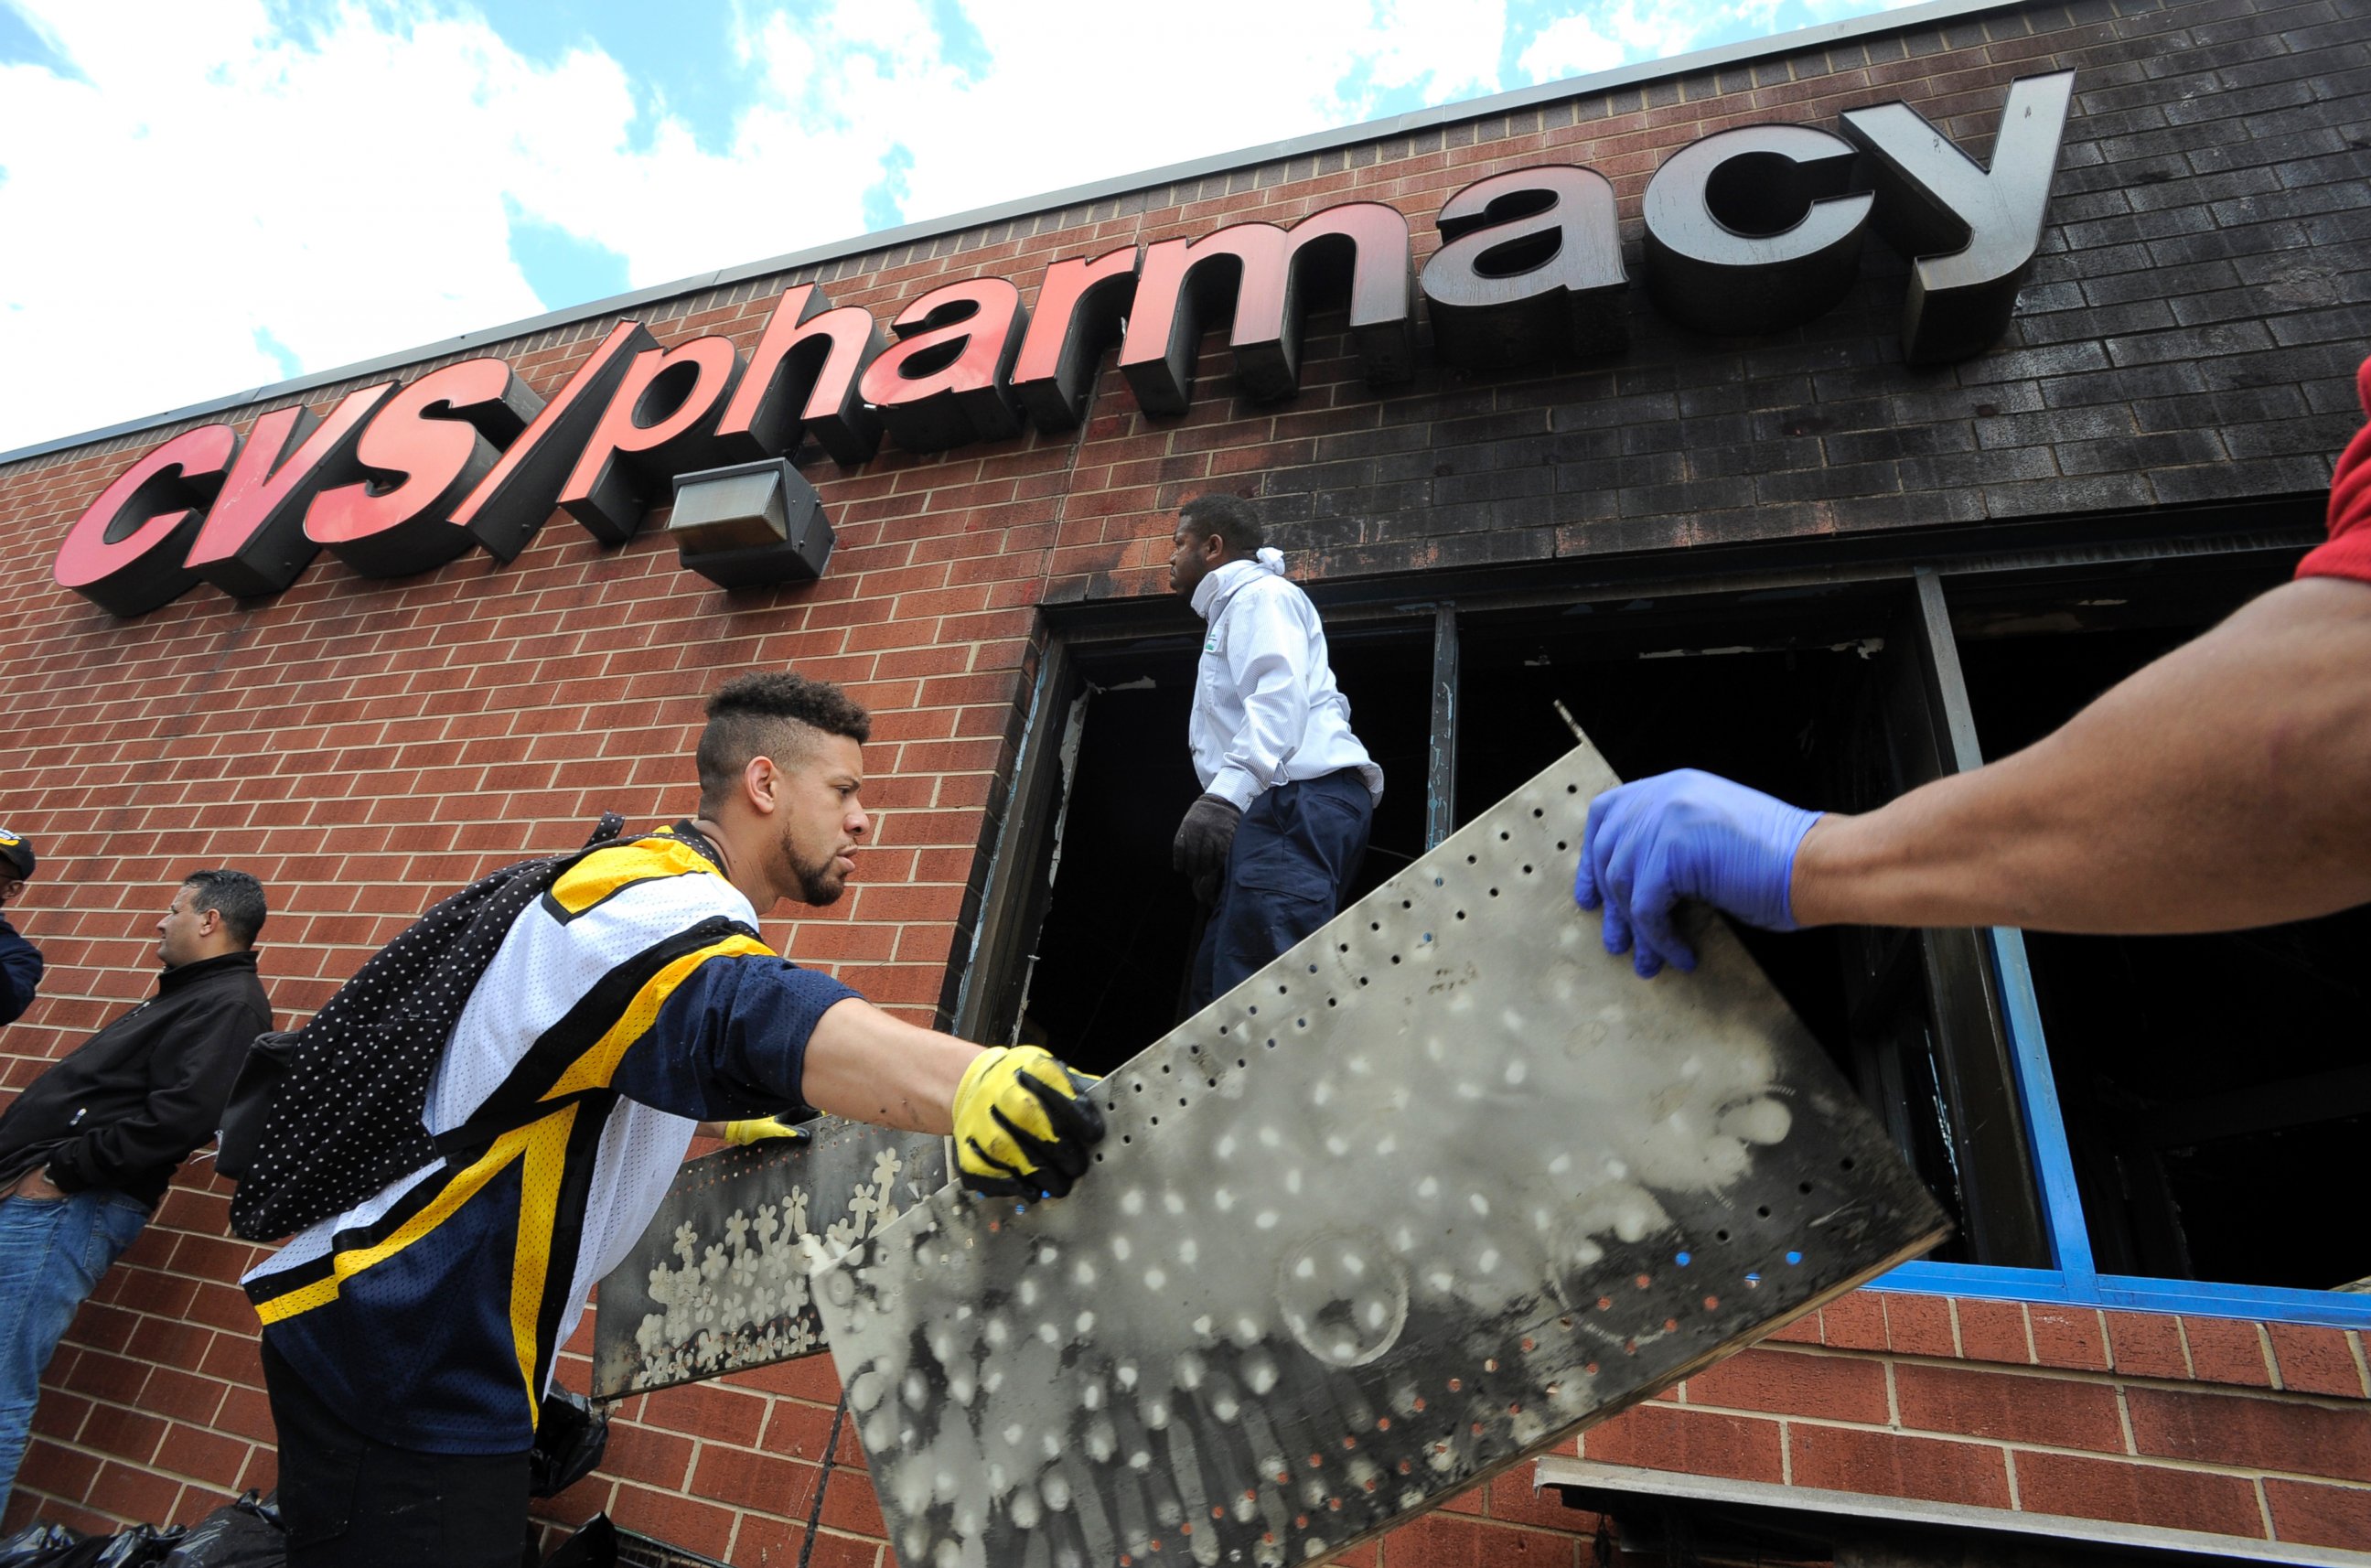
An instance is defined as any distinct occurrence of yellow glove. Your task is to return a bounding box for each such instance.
[952,1046,1106,1199]
[724,1114,810,1147]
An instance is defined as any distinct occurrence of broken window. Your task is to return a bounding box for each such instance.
[966,528,2356,1306]
[1454,585,2044,1269]
[1950,557,2371,1294]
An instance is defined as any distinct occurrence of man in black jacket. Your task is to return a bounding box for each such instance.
[0,868,273,1511]
[0,831,38,1028]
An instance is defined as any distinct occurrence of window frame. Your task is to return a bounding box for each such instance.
[1883,560,2371,1328]
[971,514,2366,1329]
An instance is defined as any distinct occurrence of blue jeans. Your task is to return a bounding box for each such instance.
[1190,769,1374,1012]
[0,1187,149,1512]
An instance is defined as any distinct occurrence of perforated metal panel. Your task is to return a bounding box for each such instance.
[591,1119,949,1399]
[811,739,1947,1568]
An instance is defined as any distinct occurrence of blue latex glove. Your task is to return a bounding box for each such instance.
[1572,769,1823,978]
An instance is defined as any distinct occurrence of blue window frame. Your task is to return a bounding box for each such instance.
[1879,915,2371,1328]
[1872,565,2371,1330]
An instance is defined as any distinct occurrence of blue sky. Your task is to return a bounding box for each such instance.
[0,0,1920,452]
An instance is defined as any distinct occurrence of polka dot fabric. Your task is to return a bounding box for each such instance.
[228,813,628,1242]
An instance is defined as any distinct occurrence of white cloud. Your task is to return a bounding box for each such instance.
[1519,13,1625,81]
[695,0,1515,247]
[0,0,613,448]
[1522,0,1737,79]
[0,0,1899,453]
[1521,0,1929,84]
[1359,0,1511,107]
[0,0,1534,451]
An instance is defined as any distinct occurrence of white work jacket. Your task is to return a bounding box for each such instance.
[1188,553,1384,811]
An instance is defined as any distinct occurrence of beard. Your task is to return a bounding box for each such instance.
[783,832,849,907]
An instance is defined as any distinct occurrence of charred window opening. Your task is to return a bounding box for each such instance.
[1454,586,2044,1268]
[971,529,2347,1301]
[1952,561,2371,1293]
[994,627,1433,1079]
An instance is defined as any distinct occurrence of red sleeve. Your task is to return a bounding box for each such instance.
[2296,354,2371,585]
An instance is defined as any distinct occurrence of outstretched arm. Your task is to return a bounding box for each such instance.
[797,996,974,1134]
[624,958,1106,1197]
[1794,575,2371,932]
[802,998,1108,1199]
[1577,575,2371,974]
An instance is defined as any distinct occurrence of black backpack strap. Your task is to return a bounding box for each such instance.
[432,1085,619,1167]
[433,912,756,1155]
[653,819,725,872]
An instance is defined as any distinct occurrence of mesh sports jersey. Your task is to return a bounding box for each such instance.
[241,828,858,1454]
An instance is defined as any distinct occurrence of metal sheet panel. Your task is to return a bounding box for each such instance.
[591,1119,949,1399]
[811,738,1948,1568]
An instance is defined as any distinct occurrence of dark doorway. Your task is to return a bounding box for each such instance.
[1007,621,1434,1078]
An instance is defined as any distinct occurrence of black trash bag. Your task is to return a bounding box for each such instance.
[541,1515,615,1568]
[159,1491,283,1568]
[528,1389,609,1500]
[0,1540,95,1568]
[0,1520,183,1568]
[0,1522,88,1567]
[91,1529,187,1568]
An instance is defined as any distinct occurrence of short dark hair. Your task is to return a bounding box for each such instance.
[182,869,266,948]
[698,672,873,812]
[1177,492,1264,558]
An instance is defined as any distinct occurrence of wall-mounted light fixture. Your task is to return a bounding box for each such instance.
[667,457,835,588]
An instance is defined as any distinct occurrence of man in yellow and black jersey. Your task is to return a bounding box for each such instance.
[242,672,1105,1568]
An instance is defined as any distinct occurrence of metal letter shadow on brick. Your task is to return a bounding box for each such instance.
[810,737,1949,1568]
[591,1120,949,1399]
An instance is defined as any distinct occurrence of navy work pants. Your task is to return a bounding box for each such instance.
[1189,768,1374,1013]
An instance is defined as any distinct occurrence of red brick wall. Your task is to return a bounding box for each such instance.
[1587,1294,2371,1550]
[530,1291,2370,1563]
[1,0,2366,1559]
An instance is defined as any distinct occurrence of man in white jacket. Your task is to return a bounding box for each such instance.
[1168,493,1384,1012]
